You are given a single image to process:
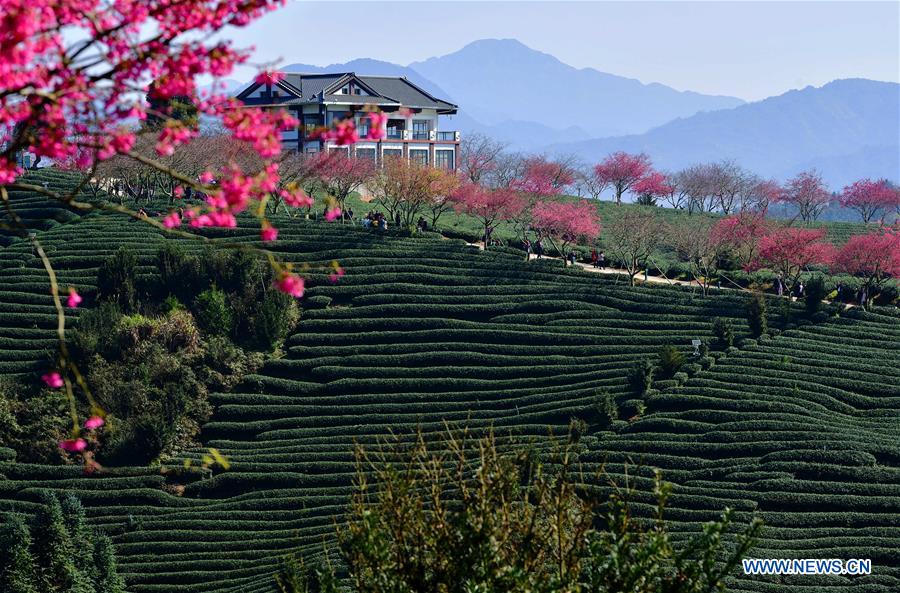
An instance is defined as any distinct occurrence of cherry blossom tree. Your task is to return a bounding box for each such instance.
[593,152,653,205]
[834,229,900,294]
[310,152,375,223]
[676,164,716,215]
[0,0,378,455]
[574,163,607,200]
[511,156,576,197]
[839,178,900,224]
[459,132,507,185]
[749,227,835,286]
[631,171,673,206]
[709,211,771,268]
[604,210,667,285]
[450,183,526,248]
[779,170,832,223]
[531,200,601,263]
[669,218,729,296]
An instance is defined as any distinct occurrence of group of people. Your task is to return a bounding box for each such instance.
[362,210,388,230]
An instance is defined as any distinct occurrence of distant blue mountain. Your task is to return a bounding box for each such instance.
[409,39,745,138]
[549,79,900,188]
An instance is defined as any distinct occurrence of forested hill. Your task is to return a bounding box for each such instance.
[0,171,899,593]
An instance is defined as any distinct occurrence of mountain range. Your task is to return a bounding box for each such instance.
[274,38,898,187]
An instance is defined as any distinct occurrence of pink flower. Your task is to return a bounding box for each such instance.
[280,186,314,208]
[84,416,105,430]
[329,266,345,283]
[324,207,342,222]
[163,212,182,228]
[317,119,358,146]
[59,438,88,453]
[174,185,184,198]
[66,288,82,308]
[255,70,285,85]
[261,223,278,242]
[199,171,215,184]
[366,111,388,140]
[274,273,305,298]
[42,372,64,389]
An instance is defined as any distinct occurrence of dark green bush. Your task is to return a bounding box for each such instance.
[712,317,734,348]
[746,293,768,337]
[805,275,827,314]
[96,246,138,312]
[194,287,233,336]
[657,345,685,378]
[627,359,654,397]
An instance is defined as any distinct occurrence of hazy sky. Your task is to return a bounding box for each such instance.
[224,1,899,102]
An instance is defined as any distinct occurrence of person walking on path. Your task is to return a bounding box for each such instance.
[568,251,577,266]
[591,249,598,268]
[535,238,544,259]
[598,251,606,270]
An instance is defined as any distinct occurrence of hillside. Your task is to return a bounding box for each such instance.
[550,79,900,188]
[0,175,899,593]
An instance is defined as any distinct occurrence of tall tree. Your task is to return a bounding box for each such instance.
[531,200,601,262]
[593,152,653,205]
[750,227,835,285]
[459,132,507,185]
[602,210,665,285]
[834,229,900,295]
[670,218,730,296]
[630,171,672,206]
[371,156,458,228]
[511,156,576,197]
[310,152,375,223]
[450,183,526,248]
[839,178,900,223]
[0,514,38,593]
[779,170,832,223]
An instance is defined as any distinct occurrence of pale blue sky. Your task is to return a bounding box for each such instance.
[224,1,899,101]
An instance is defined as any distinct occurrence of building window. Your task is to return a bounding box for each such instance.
[329,146,350,156]
[356,148,376,161]
[327,111,349,125]
[382,148,402,161]
[272,90,279,98]
[435,150,455,170]
[386,120,405,139]
[412,120,431,140]
[340,85,350,94]
[410,149,429,166]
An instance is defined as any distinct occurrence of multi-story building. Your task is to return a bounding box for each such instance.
[236,72,460,170]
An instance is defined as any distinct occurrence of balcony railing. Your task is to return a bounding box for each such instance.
[435,131,459,142]
[412,130,430,140]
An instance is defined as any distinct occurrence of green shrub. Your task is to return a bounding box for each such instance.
[96,246,138,312]
[250,289,300,351]
[627,359,654,397]
[657,345,685,378]
[746,293,768,337]
[805,275,827,314]
[194,287,234,336]
[712,317,734,348]
[276,431,761,593]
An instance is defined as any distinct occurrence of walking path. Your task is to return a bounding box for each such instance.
[466,240,858,307]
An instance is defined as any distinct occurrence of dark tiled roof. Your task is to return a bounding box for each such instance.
[238,72,457,113]
[358,76,456,111]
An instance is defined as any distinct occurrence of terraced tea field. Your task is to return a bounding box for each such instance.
[0,175,898,593]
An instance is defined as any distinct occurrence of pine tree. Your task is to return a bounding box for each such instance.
[61,493,97,584]
[92,534,126,593]
[0,514,39,593]
[30,492,90,593]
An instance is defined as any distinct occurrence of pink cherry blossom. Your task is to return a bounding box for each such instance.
[42,372,64,389]
[59,438,88,453]
[274,273,305,297]
[163,212,182,228]
[66,288,82,308]
[329,263,345,283]
[261,223,278,242]
[199,171,215,184]
[324,207,342,222]
[255,70,285,85]
[366,111,388,140]
[280,186,314,208]
[84,416,105,430]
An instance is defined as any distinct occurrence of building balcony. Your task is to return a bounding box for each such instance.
[383,130,460,142]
